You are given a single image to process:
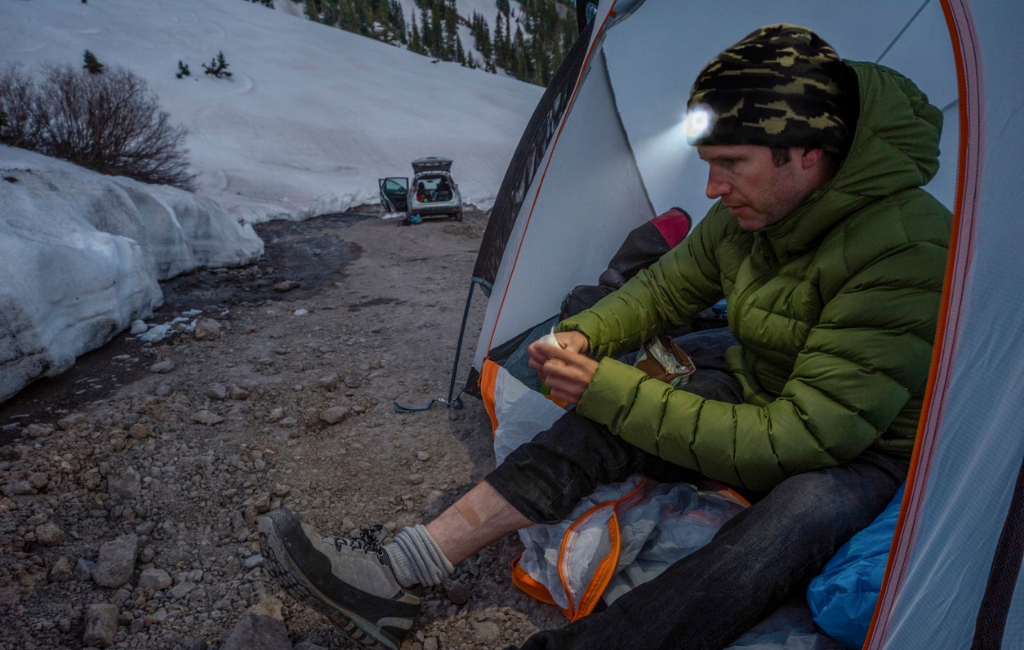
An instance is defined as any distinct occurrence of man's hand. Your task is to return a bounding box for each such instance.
[527,330,589,373]
[528,332,598,404]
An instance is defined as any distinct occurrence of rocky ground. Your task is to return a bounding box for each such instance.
[0,206,567,650]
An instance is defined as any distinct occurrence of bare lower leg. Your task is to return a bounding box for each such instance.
[426,481,532,565]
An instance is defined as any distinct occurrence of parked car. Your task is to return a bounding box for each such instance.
[379,157,463,222]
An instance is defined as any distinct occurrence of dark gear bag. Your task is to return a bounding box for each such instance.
[559,208,692,320]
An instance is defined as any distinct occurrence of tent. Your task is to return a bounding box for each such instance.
[436,0,1022,647]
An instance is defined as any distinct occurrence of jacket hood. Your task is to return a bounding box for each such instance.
[833,61,943,197]
[757,60,944,262]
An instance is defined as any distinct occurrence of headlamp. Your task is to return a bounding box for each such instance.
[683,105,713,141]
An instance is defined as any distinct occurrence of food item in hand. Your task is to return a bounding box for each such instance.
[537,327,560,347]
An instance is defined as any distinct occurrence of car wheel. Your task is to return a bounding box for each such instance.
[454,212,463,222]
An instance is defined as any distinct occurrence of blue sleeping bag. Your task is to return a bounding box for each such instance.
[807,484,905,648]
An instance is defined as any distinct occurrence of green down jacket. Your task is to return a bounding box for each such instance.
[559,61,951,492]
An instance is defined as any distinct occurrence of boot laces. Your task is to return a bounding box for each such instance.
[333,524,385,556]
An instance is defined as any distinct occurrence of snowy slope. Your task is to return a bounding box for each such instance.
[0,0,543,222]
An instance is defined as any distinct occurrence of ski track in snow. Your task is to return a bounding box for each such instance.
[168,7,202,27]
[205,167,231,194]
[265,160,359,174]
[236,71,256,95]
[5,14,44,55]
[198,9,228,40]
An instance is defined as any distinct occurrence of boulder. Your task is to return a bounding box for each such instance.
[107,466,142,500]
[194,318,222,341]
[92,534,139,588]
[138,567,173,591]
[220,595,293,650]
[83,603,119,648]
[319,406,349,425]
[36,522,64,546]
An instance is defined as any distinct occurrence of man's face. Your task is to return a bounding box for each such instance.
[697,144,817,231]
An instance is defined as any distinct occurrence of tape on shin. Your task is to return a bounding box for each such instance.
[455,499,481,529]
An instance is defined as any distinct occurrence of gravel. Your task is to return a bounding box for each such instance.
[0,208,566,649]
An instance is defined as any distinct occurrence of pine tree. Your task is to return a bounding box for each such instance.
[202,51,232,79]
[430,5,443,57]
[217,51,232,77]
[419,7,432,55]
[513,25,529,80]
[409,16,422,54]
[493,13,506,69]
[323,0,341,26]
[176,60,191,79]
[304,0,323,23]
[443,0,457,58]
[338,0,356,30]
[530,35,548,85]
[83,50,104,75]
[389,0,407,44]
[505,8,512,50]
[471,12,492,64]
[397,11,408,43]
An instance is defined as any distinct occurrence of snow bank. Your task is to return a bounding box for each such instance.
[110,178,263,278]
[0,146,263,402]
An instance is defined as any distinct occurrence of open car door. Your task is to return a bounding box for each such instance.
[378,177,409,213]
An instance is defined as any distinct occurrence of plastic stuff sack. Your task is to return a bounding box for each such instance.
[491,364,567,466]
[723,603,845,650]
[807,484,905,648]
[514,474,748,618]
[489,364,748,619]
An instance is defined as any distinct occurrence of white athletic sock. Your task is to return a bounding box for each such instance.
[384,524,454,588]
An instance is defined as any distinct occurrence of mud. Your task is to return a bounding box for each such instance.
[0,208,376,437]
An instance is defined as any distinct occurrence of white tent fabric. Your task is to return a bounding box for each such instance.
[473,50,655,369]
[469,0,1024,646]
[869,3,1024,649]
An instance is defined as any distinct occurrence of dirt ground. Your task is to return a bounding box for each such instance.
[0,206,567,649]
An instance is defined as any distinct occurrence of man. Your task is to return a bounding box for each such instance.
[259,25,951,650]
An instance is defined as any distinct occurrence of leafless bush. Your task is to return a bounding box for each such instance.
[0,63,196,190]
[0,64,41,150]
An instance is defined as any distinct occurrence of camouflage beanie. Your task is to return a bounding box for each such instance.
[686,24,849,153]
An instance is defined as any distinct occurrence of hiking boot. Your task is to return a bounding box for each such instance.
[258,509,421,650]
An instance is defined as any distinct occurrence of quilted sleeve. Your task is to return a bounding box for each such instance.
[576,208,947,492]
[558,210,731,360]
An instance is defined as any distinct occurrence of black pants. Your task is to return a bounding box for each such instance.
[484,329,906,650]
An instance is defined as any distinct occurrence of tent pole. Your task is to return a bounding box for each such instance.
[393,280,480,413]
[443,280,480,407]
